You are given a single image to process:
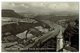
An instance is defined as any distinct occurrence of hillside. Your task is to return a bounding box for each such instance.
[2,9,24,19]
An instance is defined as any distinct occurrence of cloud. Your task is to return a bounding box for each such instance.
[2,2,79,14]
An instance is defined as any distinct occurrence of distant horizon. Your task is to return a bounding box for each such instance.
[2,9,79,16]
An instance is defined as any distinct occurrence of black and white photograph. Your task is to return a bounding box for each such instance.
[1,2,79,52]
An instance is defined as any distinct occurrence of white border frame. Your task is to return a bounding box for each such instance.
[0,0,79,53]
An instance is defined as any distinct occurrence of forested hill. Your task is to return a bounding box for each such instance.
[2,9,24,18]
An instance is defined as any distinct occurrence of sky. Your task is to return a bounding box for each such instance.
[2,2,79,15]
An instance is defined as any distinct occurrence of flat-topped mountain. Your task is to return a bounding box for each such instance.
[2,9,24,18]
